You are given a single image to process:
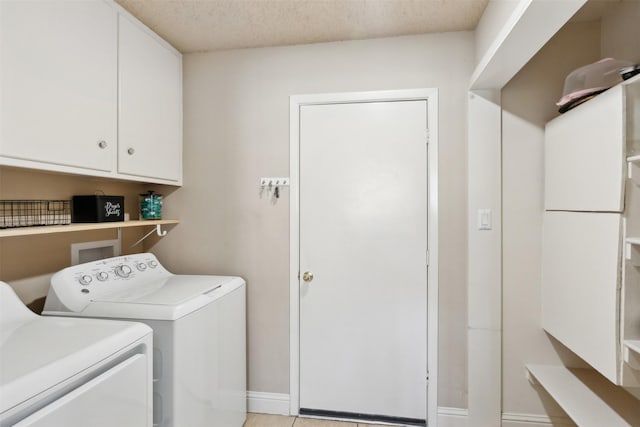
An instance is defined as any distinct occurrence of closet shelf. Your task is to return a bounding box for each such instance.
[0,219,179,238]
[624,340,640,369]
[526,364,640,427]
[625,237,640,246]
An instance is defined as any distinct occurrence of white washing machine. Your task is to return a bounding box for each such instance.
[42,253,247,427]
[0,282,153,427]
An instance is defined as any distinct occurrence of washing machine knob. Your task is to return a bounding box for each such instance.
[136,263,147,272]
[115,264,132,278]
[79,275,93,286]
[96,271,109,281]
[148,260,158,269]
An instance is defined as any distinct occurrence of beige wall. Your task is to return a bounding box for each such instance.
[151,32,474,407]
[501,5,640,416]
[601,0,640,63]
[0,166,152,303]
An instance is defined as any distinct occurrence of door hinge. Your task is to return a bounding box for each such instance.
[426,250,429,267]
[425,129,430,145]
[297,271,300,280]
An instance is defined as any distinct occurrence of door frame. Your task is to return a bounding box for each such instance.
[289,89,439,426]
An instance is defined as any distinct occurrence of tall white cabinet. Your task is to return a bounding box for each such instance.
[529,75,640,427]
[541,75,640,388]
[0,0,182,185]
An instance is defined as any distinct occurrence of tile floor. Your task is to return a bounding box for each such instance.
[244,413,395,427]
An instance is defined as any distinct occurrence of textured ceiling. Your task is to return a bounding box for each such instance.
[115,0,489,53]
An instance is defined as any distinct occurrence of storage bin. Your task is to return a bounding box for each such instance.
[72,195,124,223]
[0,200,71,228]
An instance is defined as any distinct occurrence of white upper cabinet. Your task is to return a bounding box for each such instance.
[0,0,182,185]
[0,1,117,172]
[118,15,182,183]
[545,85,626,212]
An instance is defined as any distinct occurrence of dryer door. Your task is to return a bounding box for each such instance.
[14,354,149,427]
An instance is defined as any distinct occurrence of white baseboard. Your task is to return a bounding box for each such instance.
[502,412,574,427]
[247,391,290,415]
[434,408,573,427]
[437,407,468,427]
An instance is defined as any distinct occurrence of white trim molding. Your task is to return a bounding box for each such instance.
[467,90,502,427]
[434,408,573,427]
[502,412,574,427]
[247,391,291,416]
[470,0,587,89]
[437,407,468,427]
[289,88,439,426]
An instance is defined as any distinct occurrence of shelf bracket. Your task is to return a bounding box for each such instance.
[130,224,168,248]
[156,224,168,237]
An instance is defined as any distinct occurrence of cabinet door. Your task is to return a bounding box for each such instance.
[118,15,182,183]
[0,0,117,172]
[544,86,625,212]
[542,211,622,384]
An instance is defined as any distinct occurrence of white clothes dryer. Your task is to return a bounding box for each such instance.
[0,282,153,427]
[42,253,247,427]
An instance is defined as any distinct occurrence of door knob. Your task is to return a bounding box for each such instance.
[302,271,314,282]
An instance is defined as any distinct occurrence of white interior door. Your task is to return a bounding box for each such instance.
[299,100,428,423]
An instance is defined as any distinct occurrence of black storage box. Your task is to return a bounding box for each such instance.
[72,195,124,223]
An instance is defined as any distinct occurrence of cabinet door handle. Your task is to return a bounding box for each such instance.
[98,140,107,149]
[127,147,135,155]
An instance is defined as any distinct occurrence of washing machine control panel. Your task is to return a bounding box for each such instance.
[47,253,172,312]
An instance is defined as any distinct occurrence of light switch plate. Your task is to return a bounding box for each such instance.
[478,209,492,230]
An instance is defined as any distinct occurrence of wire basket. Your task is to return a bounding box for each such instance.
[0,200,71,229]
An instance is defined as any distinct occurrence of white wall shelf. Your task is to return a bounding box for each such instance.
[0,219,179,239]
[624,340,640,369]
[526,364,640,427]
